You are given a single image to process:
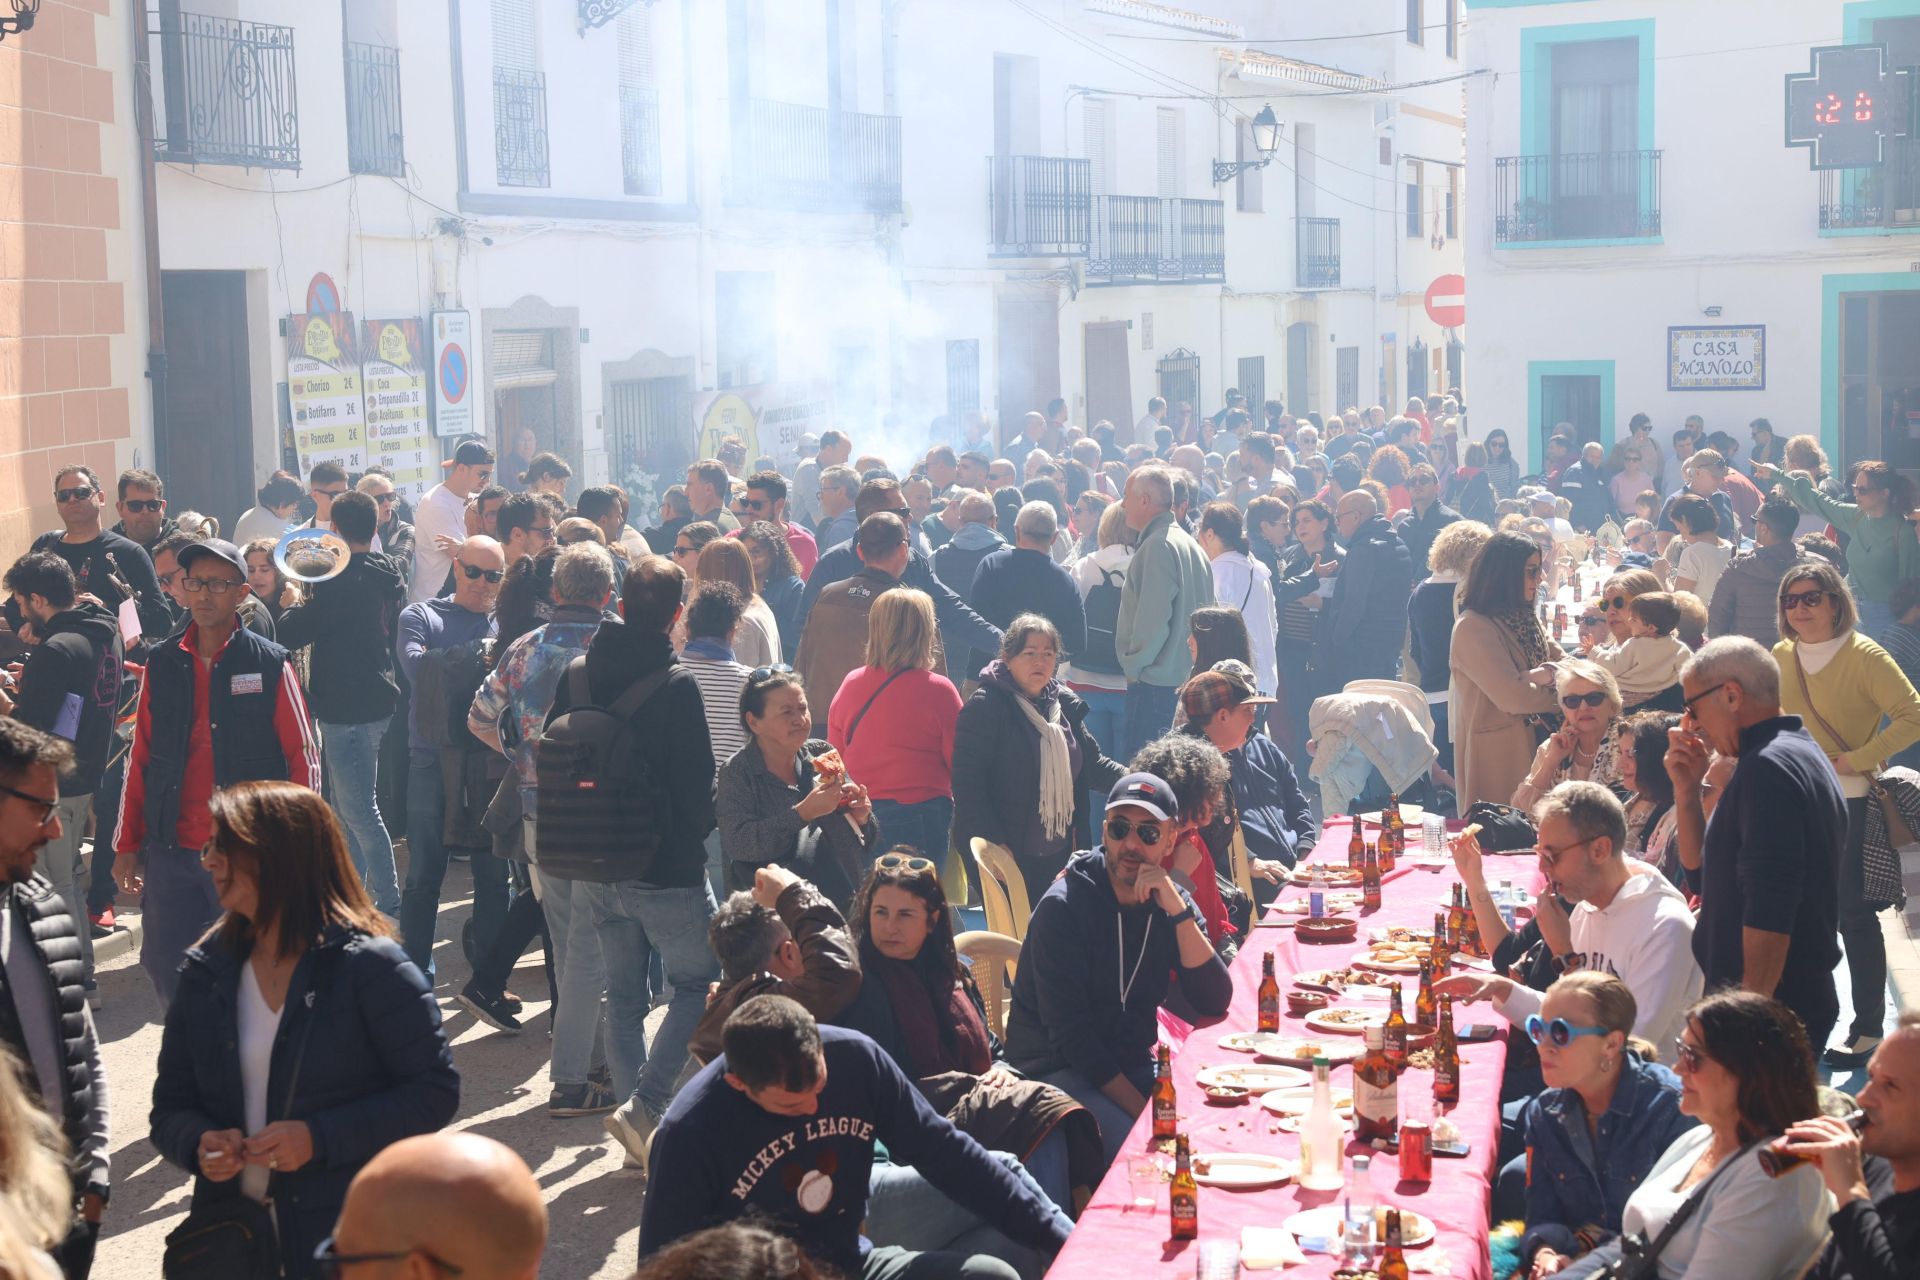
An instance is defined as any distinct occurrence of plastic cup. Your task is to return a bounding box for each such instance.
[1196,1240,1240,1278]
[1126,1154,1162,1213]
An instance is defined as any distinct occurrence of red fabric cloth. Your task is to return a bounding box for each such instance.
[729,520,818,578]
[825,665,961,804]
[1045,817,1509,1279]
[1174,830,1234,946]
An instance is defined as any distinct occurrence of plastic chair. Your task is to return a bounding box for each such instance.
[969,838,1033,943]
[1342,678,1436,737]
[954,930,1022,1040]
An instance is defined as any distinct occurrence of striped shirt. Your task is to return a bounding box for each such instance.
[682,653,751,764]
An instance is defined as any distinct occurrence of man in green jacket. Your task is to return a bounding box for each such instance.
[1116,465,1215,756]
[1758,459,1920,641]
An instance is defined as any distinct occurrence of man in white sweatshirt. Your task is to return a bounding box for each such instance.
[1437,780,1702,1066]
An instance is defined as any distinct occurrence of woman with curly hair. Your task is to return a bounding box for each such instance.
[740,519,806,656]
[1367,443,1412,516]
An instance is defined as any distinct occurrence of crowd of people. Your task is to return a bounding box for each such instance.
[0,390,1914,1279]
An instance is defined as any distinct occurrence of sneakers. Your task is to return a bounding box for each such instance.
[456,981,523,1034]
[605,1098,659,1173]
[548,1079,619,1117]
[89,908,115,940]
[1827,1032,1883,1066]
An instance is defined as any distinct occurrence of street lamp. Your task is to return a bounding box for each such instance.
[1212,104,1281,185]
[0,0,36,42]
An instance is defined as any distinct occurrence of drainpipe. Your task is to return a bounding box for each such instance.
[132,0,169,468]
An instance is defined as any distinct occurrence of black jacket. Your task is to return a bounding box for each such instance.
[3,877,106,1202]
[273,550,405,724]
[19,529,170,648]
[1395,501,1461,578]
[967,547,1088,677]
[542,617,716,889]
[1324,515,1413,686]
[150,926,459,1280]
[1556,458,1613,532]
[12,601,122,795]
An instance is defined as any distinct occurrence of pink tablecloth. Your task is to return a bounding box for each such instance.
[1043,817,1508,1279]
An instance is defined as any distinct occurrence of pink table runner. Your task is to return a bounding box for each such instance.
[1043,817,1509,1278]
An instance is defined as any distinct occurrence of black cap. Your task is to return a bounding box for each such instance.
[1106,772,1178,823]
[444,438,495,468]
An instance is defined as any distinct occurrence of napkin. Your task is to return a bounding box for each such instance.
[1238,1226,1306,1269]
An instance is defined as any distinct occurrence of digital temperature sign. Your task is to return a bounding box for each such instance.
[1786,43,1915,170]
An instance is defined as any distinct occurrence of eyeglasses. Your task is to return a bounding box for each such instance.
[1578,614,1605,627]
[671,544,697,558]
[1524,1015,1611,1048]
[875,852,936,874]
[0,782,59,830]
[182,576,243,595]
[313,486,348,499]
[1673,1038,1709,1073]
[312,1236,463,1279]
[748,664,796,682]
[1682,681,1732,715]
[121,498,164,513]
[740,496,770,512]
[373,493,398,506]
[460,563,504,583]
[1106,816,1165,847]
[1782,587,1828,611]
[529,524,554,541]
[1561,690,1609,710]
[54,486,95,503]
[1534,835,1596,867]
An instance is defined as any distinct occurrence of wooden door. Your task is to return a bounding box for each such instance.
[996,295,1059,446]
[1084,321,1131,441]
[159,271,254,523]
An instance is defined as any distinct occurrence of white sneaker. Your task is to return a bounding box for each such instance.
[1827,1032,1883,1064]
[605,1099,657,1173]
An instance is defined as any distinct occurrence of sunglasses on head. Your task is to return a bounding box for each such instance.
[460,563,504,583]
[1105,815,1165,847]
[1524,1015,1610,1048]
[1783,587,1828,611]
[54,486,94,503]
[1561,690,1609,710]
[749,663,796,682]
[121,498,163,513]
[875,851,936,874]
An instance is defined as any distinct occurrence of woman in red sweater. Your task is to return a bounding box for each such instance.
[827,588,964,876]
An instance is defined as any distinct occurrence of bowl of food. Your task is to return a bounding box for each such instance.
[1296,915,1359,944]
[1287,989,1330,1017]
[1201,1083,1252,1105]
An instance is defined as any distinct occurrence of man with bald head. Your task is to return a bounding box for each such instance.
[326,1133,545,1280]
[1325,489,1413,686]
[397,535,507,988]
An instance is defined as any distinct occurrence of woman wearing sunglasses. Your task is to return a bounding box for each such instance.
[1772,561,1920,1066]
[1757,457,1920,640]
[1556,991,1832,1280]
[1513,659,1625,811]
[839,850,1104,1215]
[1482,428,1520,499]
[1505,972,1695,1279]
[1451,531,1566,809]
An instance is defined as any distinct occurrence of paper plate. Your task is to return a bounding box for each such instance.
[1190,1151,1297,1189]
[1304,1007,1388,1035]
[1282,1206,1435,1248]
[1258,1086,1354,1117]
[1196,1063,1313,1093]
[1253,1037,1365,1067]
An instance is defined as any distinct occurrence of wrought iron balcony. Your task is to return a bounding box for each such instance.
[988,156,1092,256]
[152,10,300,170]
[1493,149,1663,244]
[1086,196,1224,285]
[493,67,550,188]
[1821,137,1920,231]
[620,86,662,197]
[730,98,902,213]
[344,41,403,178]
[1296,216,1340,289]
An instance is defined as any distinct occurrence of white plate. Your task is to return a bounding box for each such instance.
[1258,1086,1354,1116]
[1360,805,1426,825]
[1254,1038,1365,1067]
[1352,953,1425,974]
[1273,893,1362,915]
[1196,1063,1313,1093]
[1217,1031,1291,1055]
[1305,1007,1388,1035]
[1288,866,1366,888]
[1270,1108,1355,1131]
[1282,1206,1436,1248]
[1189,1151,1297,1189]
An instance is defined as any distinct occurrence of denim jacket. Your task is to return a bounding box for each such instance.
[467,605,606,815]
[1520,1053,1698,1266]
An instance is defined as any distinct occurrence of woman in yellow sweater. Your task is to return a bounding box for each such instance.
[1774,560,1920,1065]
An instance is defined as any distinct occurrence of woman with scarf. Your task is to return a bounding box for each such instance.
[839,849,1106,1213]
[1409,520,1492,783]
[1448,441,1498,526]
[1451,530,1564,809]
[1481,428,1521,500]
[951,614,1126,903]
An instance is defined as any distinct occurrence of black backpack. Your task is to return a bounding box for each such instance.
[533,656,674,882]
[1078,566,1125,675]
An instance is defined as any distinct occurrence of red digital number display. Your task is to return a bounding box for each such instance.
[1816,90,1876,125]
[1855,91,1874,122]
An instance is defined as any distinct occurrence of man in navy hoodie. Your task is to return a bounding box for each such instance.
[1003,772,1234,1163]
[640,995,1071,1280]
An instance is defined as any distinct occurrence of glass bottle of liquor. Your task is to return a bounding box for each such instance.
[1378,818,1397,874]
[1257,951,1281,1033]
[1152,1043,1178,1140]
[1353,1025,1399,1144]
[1415,958,1436,1028]
[1759,1111,1867,1176]
[1433,996,1461,1105]
[1430,912,1452,974]
[1362,842,1382,910]
[1298,1057,1347,1191]
[1349,808,1365,868]
[1447,883,1468,950]
[1169,1133,1198,1240]
[1383,982,1409,1069]
[1379,1209,1410,1280]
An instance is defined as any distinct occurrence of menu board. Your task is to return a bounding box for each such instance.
[361,318,437,503]
[287,312,366,476]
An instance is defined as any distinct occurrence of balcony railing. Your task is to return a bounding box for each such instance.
[1493,149,1663,244]
[620,86,663,197]
[988,156,1092,256]
[731,98,902,213]
[1821,137,1920,231]
[152,10,300,169]
[493,68,549,188]
[1087,196,1224,285]
[1296,216,1341,289]
[344,41,403,177]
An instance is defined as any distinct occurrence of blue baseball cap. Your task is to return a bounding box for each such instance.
[1106,772,1177,823]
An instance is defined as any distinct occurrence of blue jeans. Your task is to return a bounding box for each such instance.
[399,748,508,978]
[579,878,718,1119]
[139,844,224,1009]
[1038,1062,1155,1170]
[1077,688,1126,815]
[1859,598,1894,644]
[866,1151,1069,1280]
[872,795,955,861]
[321,718,400,916]
[40,795,93,983]
[1122,682,1180,761]
[532,820,606,1088]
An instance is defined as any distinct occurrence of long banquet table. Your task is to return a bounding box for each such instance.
[1043,816,1511,1278]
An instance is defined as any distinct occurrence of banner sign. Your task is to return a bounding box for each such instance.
[1666,325,1766,392]
[361,318,438,503]
[692,381,836,470]
[287,312,366,476]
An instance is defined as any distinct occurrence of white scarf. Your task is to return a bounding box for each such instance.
[1013,691,1076,841]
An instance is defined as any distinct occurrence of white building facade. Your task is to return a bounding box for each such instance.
[1464,0,1920,476]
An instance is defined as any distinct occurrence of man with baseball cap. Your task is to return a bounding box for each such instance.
[113,537,319,1006]
[1179,661,1316,901]
[412,438,495,604]
[1003,770,1232,1166]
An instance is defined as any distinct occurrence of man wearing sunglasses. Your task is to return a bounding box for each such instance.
[355,472,415,592]
[1003,772,1232,1164]
[321,1132,545,1280]
[412,437,495,605]
[1709,497,1813,646]
[1434,782,1702,1066]
[734,470,818,578]
[108,467,175,553]
[13,464,169,649]
[1667,636,1844,1054]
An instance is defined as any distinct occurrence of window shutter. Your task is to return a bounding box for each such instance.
[491,0,536,72]
[1084,98,1113,196]
[1157,107,1183,198]
[617,6,655,89]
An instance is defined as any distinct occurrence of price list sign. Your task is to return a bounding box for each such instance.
[361,318,437,503]
[1786,43,1916,170]
[287,312,366,477]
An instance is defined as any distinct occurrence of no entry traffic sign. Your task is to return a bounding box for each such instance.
[1425,274,1466,329]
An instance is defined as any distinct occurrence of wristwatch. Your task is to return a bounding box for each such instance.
[1164,905,1198,927]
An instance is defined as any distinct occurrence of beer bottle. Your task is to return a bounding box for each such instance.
[1461,888,1486,959]
[1257,951,1281,1033]
[1362,842,1382,910]
[1382,982,1409,1071]
[1430,912,1452,974]
[1415,958,1436,1028]
[1447,883,1468,950]
[1759,1111,1867,1177]
[1169,1133,1199,1240]
[1352,1025,1399,1144]
[1384,793,1404,852]
[1433,997,1461,1105]
[1348,808,1365,868]
[1379,1209,1410,1280]
[1553,602,1569,640]
[1152,1043,1178,1140]
[1379,813,1397,873]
